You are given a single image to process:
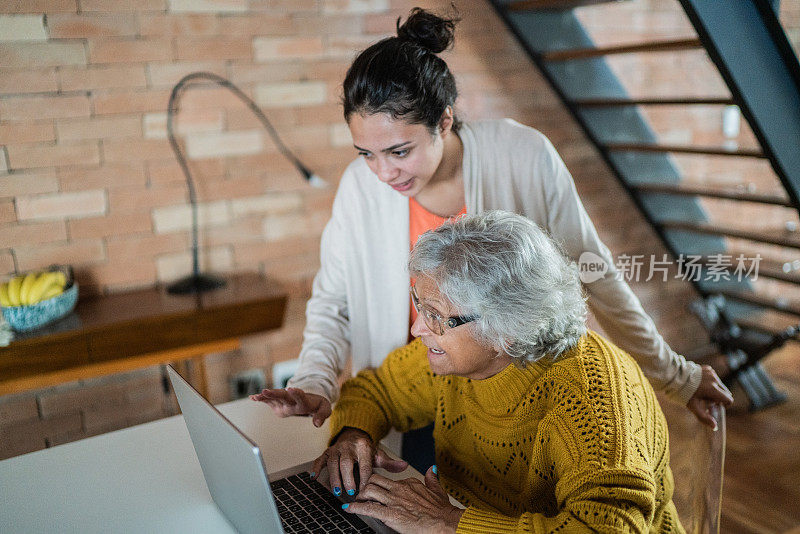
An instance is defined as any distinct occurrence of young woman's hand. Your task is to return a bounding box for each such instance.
[250,387,332,427]
[311,428,408,498]
[342,467,464,534]
[686,365,734,431]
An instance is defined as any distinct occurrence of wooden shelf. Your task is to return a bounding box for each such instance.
[0,273,287,396]
[541,38,701,61]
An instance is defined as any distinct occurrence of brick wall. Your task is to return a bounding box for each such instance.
[2,0,785,459]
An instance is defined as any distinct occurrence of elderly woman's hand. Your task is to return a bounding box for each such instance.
[311,428,408,497]
[250,387,331,427]
[342,468,464,534]
[687,365,734,431]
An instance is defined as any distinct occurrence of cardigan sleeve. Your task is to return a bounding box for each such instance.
[285,169,355,403]
[329,340,436,445]
[534,134,701,404]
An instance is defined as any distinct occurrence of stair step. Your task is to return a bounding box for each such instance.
[660,220,800,249]
[716,289,800,317]
[695,254,800,285]
[574,97,735,107]
[734,317,800,342]
[605,142,765,158]
[541,38,701,61]
[507,0,626,10]
[634,182,793,207]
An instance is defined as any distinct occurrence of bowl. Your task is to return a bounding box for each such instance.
[1,282,79,332]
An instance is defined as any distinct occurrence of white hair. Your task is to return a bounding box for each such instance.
[408,210,587,364]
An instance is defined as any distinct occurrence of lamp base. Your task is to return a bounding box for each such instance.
[167,273,227,295]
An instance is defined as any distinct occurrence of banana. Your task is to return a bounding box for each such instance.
[27,272,60,305]
[0,283,11,307]
[39,285,64,301]
[19,272,39,305]
[7,276,23,306]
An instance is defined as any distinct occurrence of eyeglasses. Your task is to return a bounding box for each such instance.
[410,285,477,336]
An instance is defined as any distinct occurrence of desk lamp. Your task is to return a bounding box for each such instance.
[166,72,325,295]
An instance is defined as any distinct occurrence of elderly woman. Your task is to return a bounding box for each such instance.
[310,211,683,533]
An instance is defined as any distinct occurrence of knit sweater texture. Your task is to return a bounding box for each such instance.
[330,332,684,533]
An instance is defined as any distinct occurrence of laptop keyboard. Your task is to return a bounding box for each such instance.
[272,472,373,534]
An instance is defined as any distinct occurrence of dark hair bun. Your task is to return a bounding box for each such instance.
[396,8,458,54]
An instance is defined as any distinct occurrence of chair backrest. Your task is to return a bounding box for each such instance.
[659,398,726,534]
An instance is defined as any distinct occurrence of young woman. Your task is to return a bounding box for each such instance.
[252,8,732,438]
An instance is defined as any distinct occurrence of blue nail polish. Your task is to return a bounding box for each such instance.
[347,489,355,496]
[333,487,341,496]
[341,503,349,510]
[432,465,438,475]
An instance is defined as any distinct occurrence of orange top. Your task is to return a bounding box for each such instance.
[408,197,467,326]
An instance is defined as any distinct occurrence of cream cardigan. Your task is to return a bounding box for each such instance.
[287,119,701,405]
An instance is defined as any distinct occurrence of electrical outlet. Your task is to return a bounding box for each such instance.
[272,359,300,388]
[229,368,267,400]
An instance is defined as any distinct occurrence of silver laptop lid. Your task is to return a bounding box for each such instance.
[167,365,284,534]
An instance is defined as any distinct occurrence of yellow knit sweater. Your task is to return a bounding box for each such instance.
[330,331,684,533]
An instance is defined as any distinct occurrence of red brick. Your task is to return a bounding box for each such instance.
[2,220,66,247]
[0,94,90,121]
[0,68,58,94]
[195,176,264,201]
[89,38,173,64]
[15,238,105,271]
[0,0,77,14]
[106,233,187,261]
[253,36,324,61]
[68,211,152,239]
[145,158,224,186]
[107,183,186,213]
[292,13,363,35]
[60,65,147,91]
[93,89,171,115]
[16,189,106,221]
[145,60,226,87]
[89,257,157,288]
[0,250,15,275]
[0,417,48,460]
[0,198,15,223]
[295,103,346,125]
[7,141,100,170]
[57,115,141,141]
[80,0,165,12]
[204,216,264,247]
[216,14,292,36]
[0,170,59,197]
[47,13,138,38]
[225,106,296,130]
[0,121,55,144]
[229,62,318,86]
[174,37,251,61]
[103,137,175,163]
[0,42,86,68]
[59,163,146,191]
[138,13,219,36]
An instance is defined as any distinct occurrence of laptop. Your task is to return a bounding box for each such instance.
[167,365,397,534]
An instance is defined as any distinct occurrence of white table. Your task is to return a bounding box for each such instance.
[0,399,338,533]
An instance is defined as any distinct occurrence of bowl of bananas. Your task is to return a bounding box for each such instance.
[0,266,78,332]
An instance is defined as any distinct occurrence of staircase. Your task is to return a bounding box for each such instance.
[488,0,800,409]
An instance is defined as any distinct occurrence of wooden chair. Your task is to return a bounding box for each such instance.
[660,398,726,534]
